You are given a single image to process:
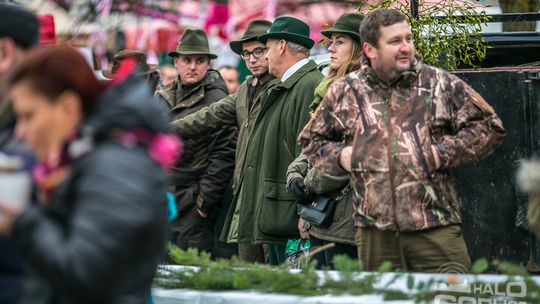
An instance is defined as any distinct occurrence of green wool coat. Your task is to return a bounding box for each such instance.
[221,60,324,244]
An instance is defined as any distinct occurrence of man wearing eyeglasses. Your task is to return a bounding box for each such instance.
[171,20,279,263]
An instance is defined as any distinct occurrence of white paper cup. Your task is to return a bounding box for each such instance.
[0,172,31,221]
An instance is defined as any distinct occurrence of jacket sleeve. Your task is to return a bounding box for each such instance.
[435,75,506,170]
[298,78,359,174]
[305,168,349,195]
[195,86,236,215]
[197,124,237,215]
[171,92,238,139]
[286,153,309,188]
[11,145,167,301]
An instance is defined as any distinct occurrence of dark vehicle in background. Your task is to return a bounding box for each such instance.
[455,31,540,272]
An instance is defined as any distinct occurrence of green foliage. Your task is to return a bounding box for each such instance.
[361,0,491,70]
[156,246,540,302]
[493,259,529,276]
[471,257,490,274]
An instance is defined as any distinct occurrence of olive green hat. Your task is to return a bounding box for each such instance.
[229,20,272,55]
[258,16,314,49]
[168,28,217,59]
[321,13,364,42]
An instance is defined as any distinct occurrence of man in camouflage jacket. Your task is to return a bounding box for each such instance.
[299,9,506,272]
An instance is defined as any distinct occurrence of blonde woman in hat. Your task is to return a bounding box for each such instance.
[286,12,364,269]
[170,20,280,263]
[156,29,236,258]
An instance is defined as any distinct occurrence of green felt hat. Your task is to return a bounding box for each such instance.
[168,28,217,59]
[258,16,314,49]
[321,13,363,42]
[229,20,272,55]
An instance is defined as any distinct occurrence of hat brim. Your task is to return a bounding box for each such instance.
[229,35,259,55]
[320,28,361,42]
[258,32,315,49]
[168,51,218,59]
[102,64,159,80]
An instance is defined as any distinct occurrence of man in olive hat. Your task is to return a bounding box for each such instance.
[0,4,39,302]
[170,20,279,263]
[157,29,236,258]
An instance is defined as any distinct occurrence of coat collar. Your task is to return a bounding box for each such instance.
[361,53,423,87]
[275,60,319,90]
[158,69,222,108]
[245,71,276,87]
[281,58,309,82]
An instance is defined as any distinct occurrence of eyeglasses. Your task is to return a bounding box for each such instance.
[240,48,267,60]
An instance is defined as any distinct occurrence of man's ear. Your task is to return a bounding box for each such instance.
[0,39,16,74]
[278,39,286,56]
[363,41,377,60]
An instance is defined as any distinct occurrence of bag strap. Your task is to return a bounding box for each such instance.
[334,183,353,202]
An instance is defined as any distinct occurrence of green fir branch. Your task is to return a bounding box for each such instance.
[155,245,540,302]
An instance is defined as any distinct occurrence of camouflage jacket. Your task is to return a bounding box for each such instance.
[299,56,506,232]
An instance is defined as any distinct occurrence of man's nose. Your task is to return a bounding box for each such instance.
[400,40,412,53]
[249,54,258,63]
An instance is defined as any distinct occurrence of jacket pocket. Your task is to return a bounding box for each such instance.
[258,179,298,236]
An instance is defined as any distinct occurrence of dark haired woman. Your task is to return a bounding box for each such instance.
[0,45,180,304]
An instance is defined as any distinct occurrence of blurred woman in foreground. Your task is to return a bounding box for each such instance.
[0,45,180,303]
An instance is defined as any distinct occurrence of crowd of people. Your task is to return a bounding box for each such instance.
[0,2,513,303]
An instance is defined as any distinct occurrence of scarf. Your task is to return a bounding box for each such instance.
[308,77,335,115]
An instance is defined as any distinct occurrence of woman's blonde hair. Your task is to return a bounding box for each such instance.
[325,36,362,82]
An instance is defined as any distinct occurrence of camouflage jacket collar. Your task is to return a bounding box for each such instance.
[361,53,423,87]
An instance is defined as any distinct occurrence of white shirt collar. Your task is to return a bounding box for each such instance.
[281,58,309,82]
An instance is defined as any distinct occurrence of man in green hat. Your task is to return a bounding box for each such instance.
[232,16,323,264]
[170,20,279,263]
[157,28,236,258]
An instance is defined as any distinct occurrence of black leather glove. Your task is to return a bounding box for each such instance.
[290,178,314,205]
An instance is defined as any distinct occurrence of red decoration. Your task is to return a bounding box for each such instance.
[38,15,56,45]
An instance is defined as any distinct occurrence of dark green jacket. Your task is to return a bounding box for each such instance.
[221,60,323,244]
[171,72,278,193]
[157,70,236,220]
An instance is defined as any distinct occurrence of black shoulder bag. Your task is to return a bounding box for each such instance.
[299,184,352,228]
